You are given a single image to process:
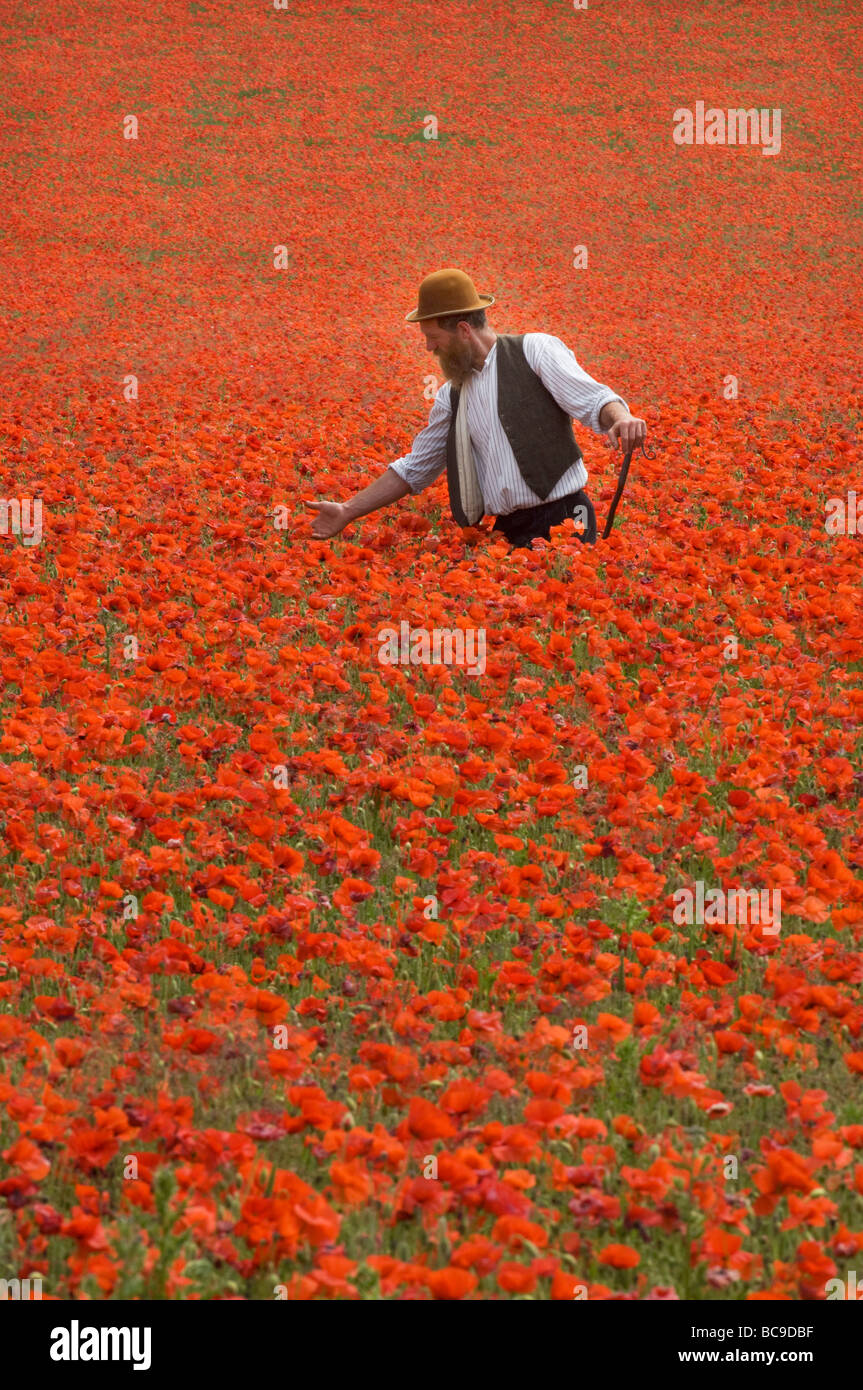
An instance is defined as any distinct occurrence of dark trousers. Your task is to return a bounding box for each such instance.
[492,489,597,549]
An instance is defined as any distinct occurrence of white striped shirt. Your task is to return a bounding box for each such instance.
[390,333,628,516]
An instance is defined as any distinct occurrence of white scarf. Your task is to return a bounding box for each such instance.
[454,372,484,525]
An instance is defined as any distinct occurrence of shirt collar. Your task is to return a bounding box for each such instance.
[473,340,496,374]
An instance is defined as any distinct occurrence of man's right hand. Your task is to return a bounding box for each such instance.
[305,499,351,539]
[304,468,413,541]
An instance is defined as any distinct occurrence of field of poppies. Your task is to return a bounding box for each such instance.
[1,0,861,1301]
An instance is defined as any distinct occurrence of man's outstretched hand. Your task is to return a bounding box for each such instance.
[305,499,351,539]
[304,469,413,540]
[604,415,647,454]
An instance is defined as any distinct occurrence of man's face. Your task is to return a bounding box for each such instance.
[422,320,475,386]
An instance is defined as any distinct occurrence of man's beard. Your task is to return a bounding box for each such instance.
[435,338,476,386]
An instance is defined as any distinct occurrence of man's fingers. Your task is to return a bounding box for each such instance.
[620,423,645,452]
[605,417,648,458]
[304,499,347,541]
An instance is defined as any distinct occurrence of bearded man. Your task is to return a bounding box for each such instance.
[307,268,647,549]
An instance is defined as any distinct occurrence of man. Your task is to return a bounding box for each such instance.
[307,268,647,549]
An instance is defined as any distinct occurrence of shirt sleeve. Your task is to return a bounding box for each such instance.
[522,332,629,435]
[389,381,452,493]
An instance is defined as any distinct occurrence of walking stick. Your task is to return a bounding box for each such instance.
[602,441,655,539]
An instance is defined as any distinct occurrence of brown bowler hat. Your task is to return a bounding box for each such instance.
[404,267,495,323]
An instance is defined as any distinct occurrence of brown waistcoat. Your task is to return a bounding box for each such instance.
[446,333,583,524]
